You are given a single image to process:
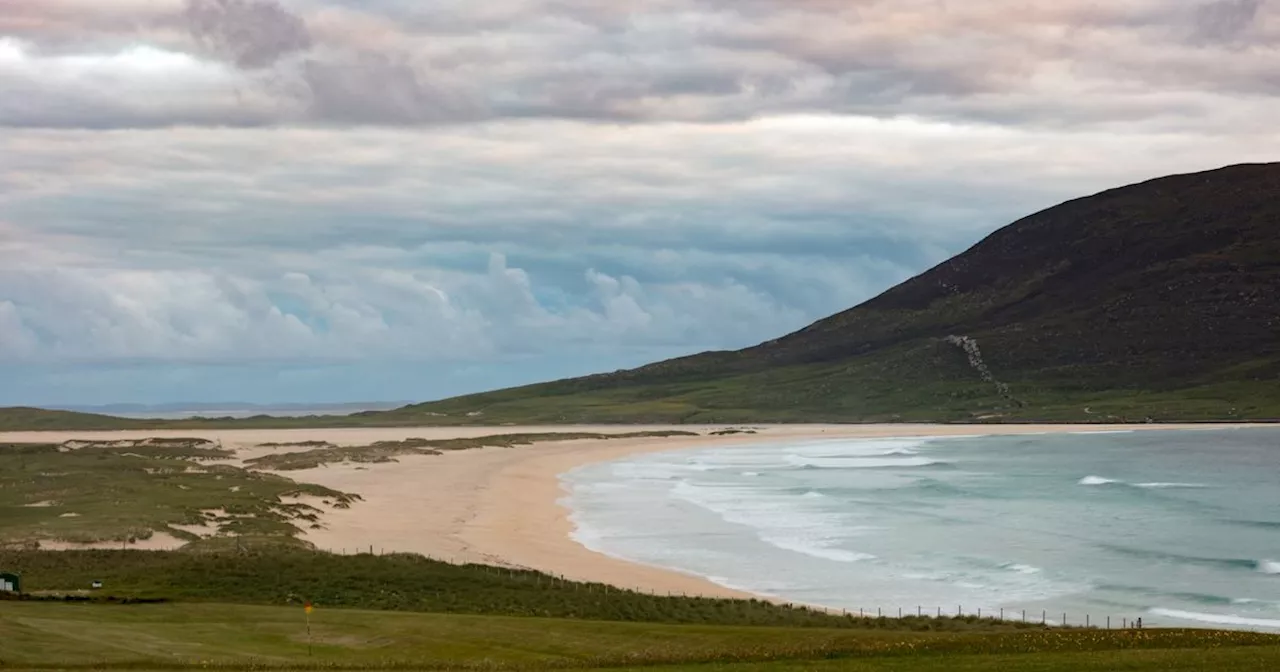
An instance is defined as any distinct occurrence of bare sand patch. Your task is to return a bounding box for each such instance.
[37,531,187,551]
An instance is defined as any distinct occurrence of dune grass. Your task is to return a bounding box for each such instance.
[244,431,698,471]
[0,440,357,547]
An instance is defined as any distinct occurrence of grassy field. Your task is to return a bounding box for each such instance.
[1,549,984,629]
[2,600,1278,671]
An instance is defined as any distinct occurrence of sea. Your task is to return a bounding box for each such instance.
[562,428,1280,631]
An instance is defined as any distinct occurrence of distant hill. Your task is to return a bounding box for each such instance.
[3,163,1277,431]
[50,401,411,418]
[395,163,1280,424]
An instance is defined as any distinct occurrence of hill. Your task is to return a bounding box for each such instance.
[397,163,1280,424]
[3,163,1277,430]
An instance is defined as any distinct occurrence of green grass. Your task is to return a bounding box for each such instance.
[0,440,357,547]
[1,549,986,629]
[1,601,1277,670]
[244,432,699,471]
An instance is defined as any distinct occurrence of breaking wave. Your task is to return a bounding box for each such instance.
[790,455,948,470]
[1078,475,1207,489]
[1149,608,1280,630]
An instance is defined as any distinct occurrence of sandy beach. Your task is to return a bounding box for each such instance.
[0,422,1260,600]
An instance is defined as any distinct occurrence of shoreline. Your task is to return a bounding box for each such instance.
[2,423,1264,604]
[457,422,1264,601]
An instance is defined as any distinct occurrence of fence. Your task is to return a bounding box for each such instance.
[830,605,1147,629]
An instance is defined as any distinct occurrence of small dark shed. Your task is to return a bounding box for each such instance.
[0,572,20,593]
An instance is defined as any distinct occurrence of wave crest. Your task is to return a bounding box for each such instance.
[1078,475,1207,488]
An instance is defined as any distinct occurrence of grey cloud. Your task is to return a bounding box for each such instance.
[185,0,312,68]
[1193,0,1264,43]
[302,52,489,124]
[0,0,1274,130]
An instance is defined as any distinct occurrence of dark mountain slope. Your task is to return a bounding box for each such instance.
[397,163,1280,423]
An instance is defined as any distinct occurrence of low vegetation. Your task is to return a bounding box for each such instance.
[0,440,357,548]
[245,431,698,471]
[1,599,1277,671]
[0,548,970,629]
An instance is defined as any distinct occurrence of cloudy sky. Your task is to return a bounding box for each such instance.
[2,0,1277,406]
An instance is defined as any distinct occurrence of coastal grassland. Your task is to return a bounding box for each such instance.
[1,600,1277,671]
[244,431,698,470]
[0,440,357,548]
[1,549,954,628]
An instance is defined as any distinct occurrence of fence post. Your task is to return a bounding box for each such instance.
[1022,610,1026,623]
[918,606,922,617]
[1000,608,1004,621]
[1086,614,1090,628]
[1042,610,1046,625]
[937,607,941,618]
[1107,616,1111,630]
[1063,613,1067,627]
[877,607,881,618]
[977,608,981,619]
[958,605,962,617]
[898,607,902,618]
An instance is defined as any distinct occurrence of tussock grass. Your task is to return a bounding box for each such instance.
[0,442,357,547]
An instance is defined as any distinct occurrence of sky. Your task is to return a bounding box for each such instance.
[1,0,1278,406]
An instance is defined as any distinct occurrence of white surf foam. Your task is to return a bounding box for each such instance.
[1078,476,1207,488]
[762,536,875,563]
[1258,560,1280,575]
[1231,598,1280,608]
[784,438,933,459]
[1149,608,1280,629]
[789,455,944,469]
[668,481,873,564]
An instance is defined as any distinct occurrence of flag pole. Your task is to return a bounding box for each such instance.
[305,601,313,656]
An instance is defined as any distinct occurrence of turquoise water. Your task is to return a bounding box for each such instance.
[564,428,1280,630]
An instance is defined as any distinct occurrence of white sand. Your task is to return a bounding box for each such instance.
[1,423,1262,598]
[36,531,187,551]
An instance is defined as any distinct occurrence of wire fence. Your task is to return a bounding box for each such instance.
[831,605,1146,629]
